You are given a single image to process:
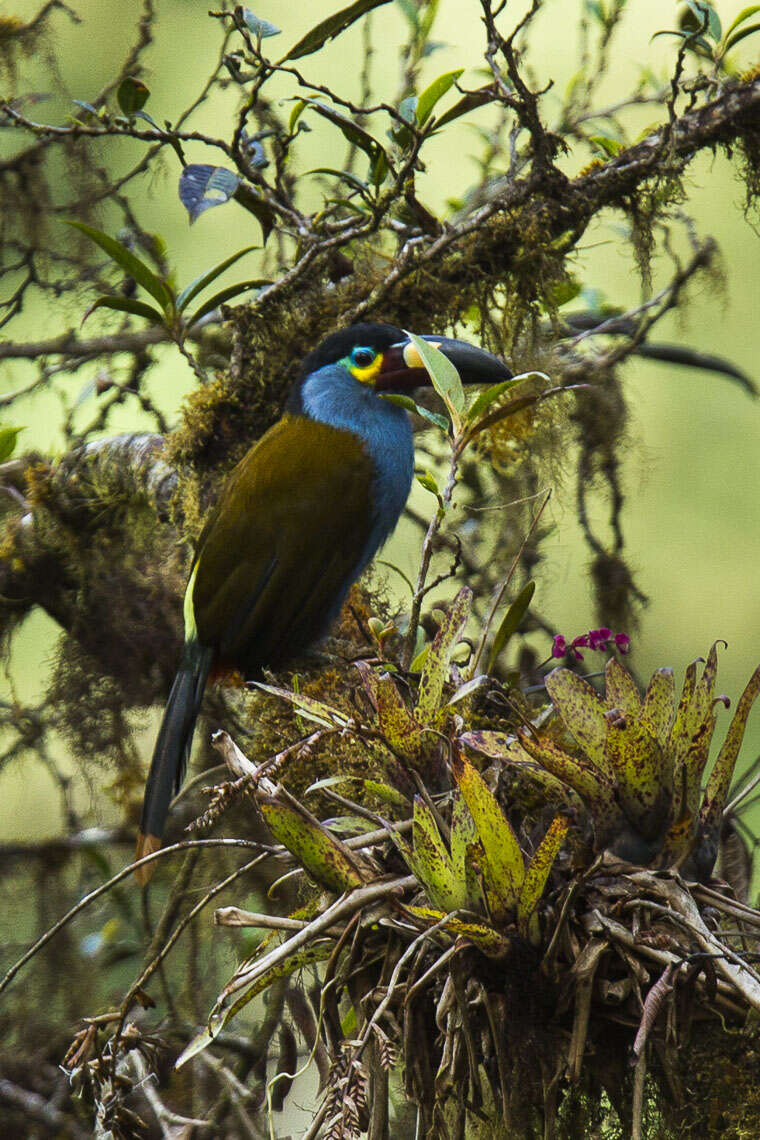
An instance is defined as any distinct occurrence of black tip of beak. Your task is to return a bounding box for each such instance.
[422,336,513,385]
[376,335,511,392]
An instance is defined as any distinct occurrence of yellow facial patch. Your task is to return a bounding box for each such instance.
[348,352,384,385]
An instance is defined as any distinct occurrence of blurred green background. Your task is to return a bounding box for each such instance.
[2,0,760,847]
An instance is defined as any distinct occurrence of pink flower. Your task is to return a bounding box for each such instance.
[614,632,631,654]
[550,628,632,662]
[570,634,589,660]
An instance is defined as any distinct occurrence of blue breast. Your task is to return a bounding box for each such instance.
[300,365,414,574]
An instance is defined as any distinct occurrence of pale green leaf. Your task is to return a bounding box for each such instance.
[416,68,464,125]
[404,330,465,430]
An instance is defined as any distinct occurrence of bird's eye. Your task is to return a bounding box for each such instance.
[351,346,376,368]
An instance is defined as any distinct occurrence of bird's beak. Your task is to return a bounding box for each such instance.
[375,335,512,392]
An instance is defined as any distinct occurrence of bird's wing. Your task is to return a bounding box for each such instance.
[190,414,375,671]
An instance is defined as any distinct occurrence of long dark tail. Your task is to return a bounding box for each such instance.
[135,641,213,884]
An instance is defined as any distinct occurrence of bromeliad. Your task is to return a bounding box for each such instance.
[135,322,510,880]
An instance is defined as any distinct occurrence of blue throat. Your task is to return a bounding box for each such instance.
[299,364,414,573]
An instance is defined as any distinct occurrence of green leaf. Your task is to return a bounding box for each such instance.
[241,9,281,37]
[433,83,498,131]
[668,658,699,770]
[259,796,366,892]
[175,940,331,1068]
[412,797,464,910]
[117,76,150,116]
[486,580,535,673]
[416,586,472,723]
[176,246,258,313]
[724,4,760,38]
[65,221,173,312]
[545,668,610,773]
[513,730,622,836]
[725,20,760,49]
[416,68,464,125]
[404,330,465,432]
[186,278,271,327]
[370,147,389,188]
[252,682,350,729]
[81,295,167,326]
[450,789,482,908]
[589,134,624,157]
[416,470,440,497]
[604,658,641,718]
[289,100,307,133]
[684,0,721,40]
[375,672,425,760]
[301,99,385,161]
[641,667,676,748]
[604,718,669,840]
[363,778,410,807]
[0,427,23,463]
[378,393,449,432]
[452,751,524,920]
[651,29,714,56]
[133,109,159,129]
[285,0,391,59]
[305,167,370,196]
[402,904,509,957]
[465,376,522,424]
[305,773,409,807]
[233,184,276,244]
[517,816,568,936]
[699,662,760,844]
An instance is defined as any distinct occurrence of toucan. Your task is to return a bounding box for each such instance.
[135,322,510,881]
